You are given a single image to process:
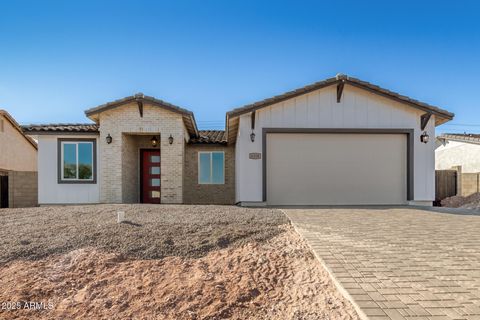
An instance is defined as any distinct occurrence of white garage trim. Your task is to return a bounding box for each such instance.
[262,128,414,204]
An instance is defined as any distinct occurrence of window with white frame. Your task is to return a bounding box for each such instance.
[198,151,224,184]
[59,140,96,183]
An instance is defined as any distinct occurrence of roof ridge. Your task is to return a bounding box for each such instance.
[226,75,454,122]
[23,122,98,126]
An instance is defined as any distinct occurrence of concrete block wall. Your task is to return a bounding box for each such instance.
[450,166,480,197]
[8,171,38,208]
[462,173,480,196]
[98,103,185,204]
[183,144,235,204]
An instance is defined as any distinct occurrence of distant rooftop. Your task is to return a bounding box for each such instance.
[438,133,480,144]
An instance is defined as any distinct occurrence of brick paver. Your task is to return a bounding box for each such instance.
[285,207,480,320]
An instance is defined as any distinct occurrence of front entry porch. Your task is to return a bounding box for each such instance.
[122,134,161,204]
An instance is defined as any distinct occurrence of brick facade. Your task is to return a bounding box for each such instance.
[183,144,235,204]
[122,135,160,203]
[98,103,185,204]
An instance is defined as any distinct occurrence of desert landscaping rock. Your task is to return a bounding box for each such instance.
[441,192,480,209]
[0,204,288,263]
[0,206,359,320]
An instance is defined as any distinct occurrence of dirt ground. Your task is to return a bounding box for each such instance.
[441,192,480,209]
[0,205,359,319]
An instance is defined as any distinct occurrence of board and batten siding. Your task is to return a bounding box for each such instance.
[235,84,436,204]
[37,135,100,204]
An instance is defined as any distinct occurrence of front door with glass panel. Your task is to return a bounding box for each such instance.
[141,150,161,204]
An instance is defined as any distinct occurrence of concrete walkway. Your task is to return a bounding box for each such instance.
[285,207,480,320]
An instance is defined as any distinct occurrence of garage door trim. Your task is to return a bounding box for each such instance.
[262,128,414,203]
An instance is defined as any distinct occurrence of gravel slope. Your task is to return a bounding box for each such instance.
[0,226,359,320]
[0,205,288,263]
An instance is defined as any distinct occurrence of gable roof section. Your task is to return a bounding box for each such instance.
[226,74,454,143]
[22,123,99,134]
[438,133,480,145]
[0,110,37,149]
[84,93,199,137]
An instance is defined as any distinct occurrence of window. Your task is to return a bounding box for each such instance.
[0,119,3,132]
[58,139,96,183]
[198,151,224,184]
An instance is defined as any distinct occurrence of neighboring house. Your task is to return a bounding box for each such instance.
[436,133,480,196]
[0,110,38,208]
[23,74,454,206]
[436,134,480,172]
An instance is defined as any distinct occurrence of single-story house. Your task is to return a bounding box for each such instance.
[436,133,480,196]
[436,134,480,172]
[0,110,38,208]
[23,74,454,206]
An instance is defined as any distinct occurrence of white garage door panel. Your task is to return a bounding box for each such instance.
[266,133,407,205]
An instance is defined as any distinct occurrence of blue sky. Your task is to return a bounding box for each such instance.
[1,0,479,133]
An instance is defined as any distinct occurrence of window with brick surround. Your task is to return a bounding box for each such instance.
[198,151,224,184]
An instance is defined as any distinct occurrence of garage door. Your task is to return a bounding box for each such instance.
[266,133,407,205]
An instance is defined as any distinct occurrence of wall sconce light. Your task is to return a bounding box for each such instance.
[250,132,255,143]
[168,134,174,145]
[106,134,112,144]
[420,131,429,144]
[151,136,159,147]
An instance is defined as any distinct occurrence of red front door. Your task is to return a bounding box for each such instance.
[141,150,161,204]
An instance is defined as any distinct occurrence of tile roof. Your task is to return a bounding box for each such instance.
[22,125,227,144]
[226,74,454,122]
[438,133,480,144]
[84,93,198,137]
[189,130,227,144]
[22,123,99,134]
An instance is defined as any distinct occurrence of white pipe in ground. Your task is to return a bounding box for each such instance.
[117,211,125,223]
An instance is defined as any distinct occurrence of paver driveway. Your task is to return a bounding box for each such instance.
[285,207,480,320]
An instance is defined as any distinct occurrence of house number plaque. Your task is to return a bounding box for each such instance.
[249,152,262,160]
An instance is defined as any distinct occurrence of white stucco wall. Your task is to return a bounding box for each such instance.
[37,135,100,204]
[235,84,436,203]
[435,140,480,173]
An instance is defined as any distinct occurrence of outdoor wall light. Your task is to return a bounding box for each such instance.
[168,134,174,145]
[106,134,113,144]
[420,131,430,144]
[151,136,159,147]
[250,132,256,143]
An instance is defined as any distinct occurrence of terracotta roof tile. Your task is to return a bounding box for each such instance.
[22,124,99,133]
[189,130,227,144]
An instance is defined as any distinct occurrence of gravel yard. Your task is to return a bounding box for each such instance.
[0,205,359,320]
[0,204,287,263]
